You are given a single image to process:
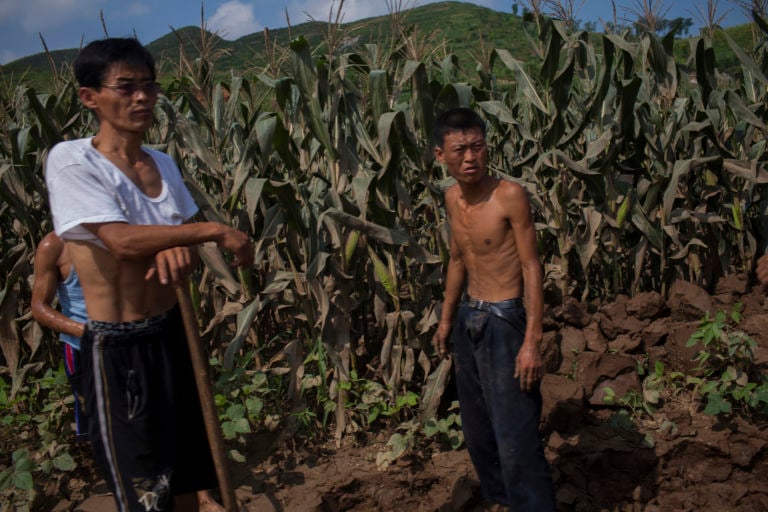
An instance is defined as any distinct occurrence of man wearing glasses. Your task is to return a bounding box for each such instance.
[45,38,251,511]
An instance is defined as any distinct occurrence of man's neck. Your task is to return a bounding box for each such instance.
[91,127,145,164]
[459,175,497,205]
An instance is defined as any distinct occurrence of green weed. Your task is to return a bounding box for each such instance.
[603,388,656,418]
[376,401,464,470]
[0,449,35,510]
[685,304,768,418]
[0,364,76,510]
[211,351,272,441]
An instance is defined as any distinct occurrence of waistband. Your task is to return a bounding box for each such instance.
[87,305,178,338]
[464,296,524,309]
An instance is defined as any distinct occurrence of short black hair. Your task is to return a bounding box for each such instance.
[74,37,156,88]
[432,107,486,148]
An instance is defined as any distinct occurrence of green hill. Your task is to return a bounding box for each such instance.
[0,1,757,91]
[153,2,537,77]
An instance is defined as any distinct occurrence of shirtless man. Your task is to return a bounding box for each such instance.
[30,232,225,512]
[45,38,251,511]
[431,108,556,510]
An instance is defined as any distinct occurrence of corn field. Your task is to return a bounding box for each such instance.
[1,8,768,500]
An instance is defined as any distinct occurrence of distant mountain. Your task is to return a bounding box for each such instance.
[0,2,531,83]
[0,1,754,90]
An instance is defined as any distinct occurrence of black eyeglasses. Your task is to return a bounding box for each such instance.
[100,81,162,96]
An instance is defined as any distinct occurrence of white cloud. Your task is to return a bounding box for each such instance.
[0,0,104,33]
[121,1,151,18]
[207,1,262,40]
[287,0,389,24]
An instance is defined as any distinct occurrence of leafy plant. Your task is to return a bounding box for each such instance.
[685,303,768,417]
[603,387,656,418]
[0,449,35,510]
[211,352,274,442]
[376,401,464,470]
[376,421,419,470]
[422,400,463,449]
[641,359,667,406]
[340,369,420,428]
[0,364,77,510]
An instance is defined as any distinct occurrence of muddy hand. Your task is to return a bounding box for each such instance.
[432,322,452,359]
[219,227,253,268]
[514,343,543,392]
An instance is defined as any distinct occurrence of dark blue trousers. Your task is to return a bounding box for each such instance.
[452,298,556,510]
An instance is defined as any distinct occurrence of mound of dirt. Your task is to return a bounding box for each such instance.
[55,277,768,512]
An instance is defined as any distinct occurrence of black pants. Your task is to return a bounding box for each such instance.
[452,298,556,510]
[81,306,217,512]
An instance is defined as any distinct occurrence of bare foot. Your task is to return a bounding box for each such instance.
[197,489,225,512]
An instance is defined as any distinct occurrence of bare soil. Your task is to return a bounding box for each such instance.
[47,276,768,512]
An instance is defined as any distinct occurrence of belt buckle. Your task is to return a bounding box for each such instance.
[468,298,488,312]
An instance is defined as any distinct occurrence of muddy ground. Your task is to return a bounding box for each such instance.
[48,276,768,512]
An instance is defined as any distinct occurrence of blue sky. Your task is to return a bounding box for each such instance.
[0,0,751,65]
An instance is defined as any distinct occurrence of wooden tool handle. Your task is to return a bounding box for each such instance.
[176,283,238,512]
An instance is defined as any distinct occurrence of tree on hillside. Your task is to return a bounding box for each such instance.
[516,0,584,31]
[654,16,693,36]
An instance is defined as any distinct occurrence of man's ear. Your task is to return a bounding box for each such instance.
[434,145,444,164]
[79,87,98,110]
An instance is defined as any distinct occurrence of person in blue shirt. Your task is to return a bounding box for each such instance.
[30,231,225,512]
[31,232,88,440]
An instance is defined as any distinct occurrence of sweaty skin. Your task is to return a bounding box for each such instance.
[31,232,225,512]
[67,221,247,322]
[431,127,545,392]
[68,62,252,324]
[31,232,85,339]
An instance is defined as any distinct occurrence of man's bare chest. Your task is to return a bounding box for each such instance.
[453,209,512,253]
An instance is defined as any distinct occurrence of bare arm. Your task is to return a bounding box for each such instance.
[85,221,253,269]
[505,182,544,391]
[432,199,467,358]
[30,234,85,339]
